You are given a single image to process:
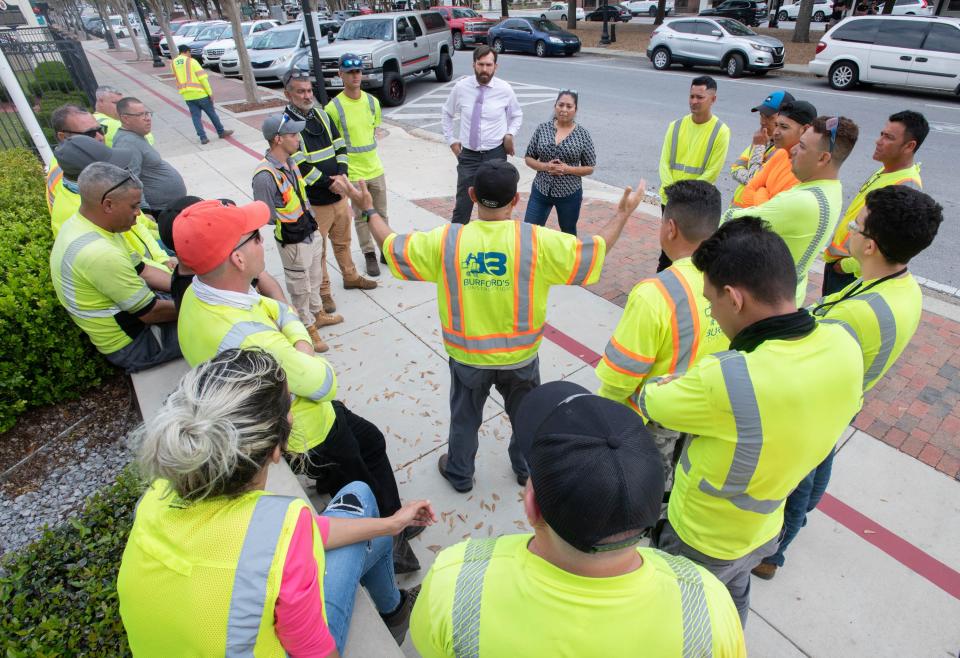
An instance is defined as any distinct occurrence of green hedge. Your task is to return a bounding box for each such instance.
[28,62,79,97]
[0,149,114,432]
[36,89,92,143]
[0,467,143,655]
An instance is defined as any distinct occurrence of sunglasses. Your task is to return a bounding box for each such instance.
[847,218,874,241]
[63,125,107,138]
[825,115,840,153]
[233,230,263,252]
[121,111,154,119]
[100,174,140,204]
[270,113,293,140]
[341,58,363,70]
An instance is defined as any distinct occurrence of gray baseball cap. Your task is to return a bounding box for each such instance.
[54,135,135,181]
[261,113,305,141]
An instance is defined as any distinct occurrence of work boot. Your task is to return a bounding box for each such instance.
[200,137,210,145]
[218,129,234,139]
[381,584,421,645]
[343,274,377,290]
[392,534,421,574]
[438,453,473,493]
[321,293,337,314]
[380,251,387,265]
[751,562,778,580]
[364,251,381,277]
[306,326,329,353]
[313,312,343,329]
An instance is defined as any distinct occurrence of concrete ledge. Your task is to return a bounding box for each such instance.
[131,361,404,657]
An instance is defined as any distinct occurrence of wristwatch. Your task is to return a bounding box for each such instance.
[361,208,377,221]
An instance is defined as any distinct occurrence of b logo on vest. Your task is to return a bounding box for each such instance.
[462,252,511,289]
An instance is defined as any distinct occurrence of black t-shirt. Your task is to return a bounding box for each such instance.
[831,0,847,19]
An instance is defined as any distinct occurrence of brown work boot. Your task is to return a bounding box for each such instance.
[321,293,337,314]
[218,129,234,139]
[343,275,377,290]
[751,562,778,580]
[381,584,421,645]
[313,312,343,328]
[306,326,329,353]
[364,251,381,277]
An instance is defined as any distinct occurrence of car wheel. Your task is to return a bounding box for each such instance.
[452,31,464,50]
[828,60,858,90]
[541,13,547,18]
[725,52,745,77]
[380,71,406,107]
[535,40,547,57]
[434,52,453,82]
[651,46,671,70]
[813,10,825,20]
[561,14,567,20]
[648,6,657,16]
[492,37,505,54]
[777,10,788,20]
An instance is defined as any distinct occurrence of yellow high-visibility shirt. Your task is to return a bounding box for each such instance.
[325,91,384,181]
[46,157,62,213]
[639,322,863,560]
[411,534,746,658]
[596,257,727,415]
[658,114,731,201]
[384,220,606,367]
[171,54,212,100]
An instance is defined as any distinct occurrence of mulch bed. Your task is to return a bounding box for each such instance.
[222,98,288,113]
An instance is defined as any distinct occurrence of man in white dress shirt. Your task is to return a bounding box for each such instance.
[442,45,523,224]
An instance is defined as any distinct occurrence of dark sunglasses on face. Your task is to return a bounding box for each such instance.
[64,124,107,138]
[234,230,263,251]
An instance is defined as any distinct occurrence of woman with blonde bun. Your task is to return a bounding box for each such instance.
[117,348,436,656]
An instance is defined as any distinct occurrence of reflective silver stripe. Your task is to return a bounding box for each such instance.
[303,169,323,186]
[898,178,921,190]
[225,495,298,656]
[678,437,692,473]
[332,95,378,154]
[699,351,783,514]
[442,224,464,334]
[276,303,298,329]
[333,137,346,150]
[116,286,154,313]
[604,340,654,377]
[669,117,724,175]
[857,292,898,389]
[336,154,349,166]
[796,187,832,281]
[306,361,336,401]
[637,382,652,417]
[820,318,860,345]
[659,268,696,371]
[290,151,306,165]
[659,552,714,658]
[304,145,336,163]
[568,238,597,285]
[442,327,543,353]
[515,222,534,333]
[390,234,419,280]
[218,321,276,353]
[825,242,847,259]
[58,229,152,319]
[451,538,497,658]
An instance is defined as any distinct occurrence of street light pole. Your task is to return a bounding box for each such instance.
[132,0,163,67]
[599,0,610,44]
[298,0,328,105]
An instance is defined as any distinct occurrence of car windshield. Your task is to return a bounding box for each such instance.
[337,18,393,40]
[453,8,479,17]
[252,28,299,48]
[532,18,563,31]
[716,18,755,35]
[197,24,226,40]
[182,24,202,36]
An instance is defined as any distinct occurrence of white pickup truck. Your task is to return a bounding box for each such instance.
[304,10,453,106]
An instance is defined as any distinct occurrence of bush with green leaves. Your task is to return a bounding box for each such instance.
[0,149,114,432]
[28,61,79,97]
[0,467,143,655]
[35,90,91,143]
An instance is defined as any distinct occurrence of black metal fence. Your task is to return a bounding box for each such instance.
[0,27,99,155]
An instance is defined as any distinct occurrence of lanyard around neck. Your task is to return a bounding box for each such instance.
[812,268,907,317]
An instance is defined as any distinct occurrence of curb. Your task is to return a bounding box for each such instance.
[579,46,818,78]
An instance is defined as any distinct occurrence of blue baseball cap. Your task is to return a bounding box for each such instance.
[338,53,363,71]
[752,90,795,116]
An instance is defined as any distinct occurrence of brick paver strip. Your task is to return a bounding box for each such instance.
[414,195,960,479]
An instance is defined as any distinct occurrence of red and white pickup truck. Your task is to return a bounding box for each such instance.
[435,5,496,50]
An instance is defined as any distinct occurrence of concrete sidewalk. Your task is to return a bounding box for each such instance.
[87,40,960,657]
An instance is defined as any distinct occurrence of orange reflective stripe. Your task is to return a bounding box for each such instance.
[653,278,681,373]
[440,224,464,335]
[600,335,656,377]
[46,166,62,210]
[387,234,425,281]
[566,237,600,285]
[566,238,583,286]
[673,268,700,371]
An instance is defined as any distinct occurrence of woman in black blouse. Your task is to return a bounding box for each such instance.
[523,90,597,236]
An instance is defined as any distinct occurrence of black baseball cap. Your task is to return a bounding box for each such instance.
[515,381,665,554]
[778,100,818,126]
[751,90,795,117]
[472,161,519,209]
[54,135,135,181]
[156,196,203,253]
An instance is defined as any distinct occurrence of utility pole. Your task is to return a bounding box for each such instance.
[599,0,610,45]
[299,0,328,105]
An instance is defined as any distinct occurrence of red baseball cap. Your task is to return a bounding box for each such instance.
[173,200,270,275]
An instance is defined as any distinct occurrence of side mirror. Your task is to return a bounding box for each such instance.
[711,29,722,35]
[328,31,335,42]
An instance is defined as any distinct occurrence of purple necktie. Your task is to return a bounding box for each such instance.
[469,85,487,151]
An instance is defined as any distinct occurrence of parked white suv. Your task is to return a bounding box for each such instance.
[624,0,675,17]
[541,3,586,21]
[891,0,933,15]
[809,15,960,93]
[777,0,832,22]
[648,16,784,77]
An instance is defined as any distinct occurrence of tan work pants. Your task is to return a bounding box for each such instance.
[277,231,324,326]
[312,198,358,292]
[350,173,387,255]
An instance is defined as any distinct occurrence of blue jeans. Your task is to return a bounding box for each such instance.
[523,186,583,236]
[185,96,225,141]
[321,481,401,653]
[763,449,835,567]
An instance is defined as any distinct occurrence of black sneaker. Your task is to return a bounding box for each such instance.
[381,584,422,645]
[392,534,421,574]
[200,137,210,145]
[379,251,387,265]
[364,251,380,277]
[438,453,473,493]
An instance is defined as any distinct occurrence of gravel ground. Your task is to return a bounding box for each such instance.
[0,377,142,557]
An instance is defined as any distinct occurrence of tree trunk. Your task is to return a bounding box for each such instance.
[500,0,509,17]
[95,0,121,48]
[210,0,224,18]
[791,0,814,42]
[145,0,179,59]
[224,0,260,104]
[200,0,212,20]
[119,2,146,58]
[654,0,667,25]
[881,0,894,12]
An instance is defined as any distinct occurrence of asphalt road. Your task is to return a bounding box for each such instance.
[384,50,960,289]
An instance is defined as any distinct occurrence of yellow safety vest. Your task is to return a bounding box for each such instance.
[172,54,210,100]
[289,108,348,186]
[178,286,338,452]
[596,258,728,415]
[327,92,383,181]
[658,114,731,200]
[824,164,922,263]
[639,322,863,559]
[118,480,325,656]
[46,158,62,213]
[384,221,606,367]
[253,157,317,244]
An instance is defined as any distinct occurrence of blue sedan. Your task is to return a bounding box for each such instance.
[487,17,581,57]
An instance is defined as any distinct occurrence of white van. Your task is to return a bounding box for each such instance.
[809,15,960,93]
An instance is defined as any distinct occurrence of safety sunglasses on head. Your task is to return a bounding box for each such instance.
[272,113,292,139]
[341,58,363,69]
[825,115,840,153]
[64,125,107,138]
